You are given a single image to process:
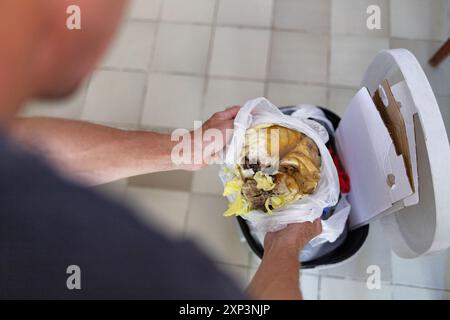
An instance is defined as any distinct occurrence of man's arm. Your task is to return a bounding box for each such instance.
[7,106,239,185]
[247,220,322,300]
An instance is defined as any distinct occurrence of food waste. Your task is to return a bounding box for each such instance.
[223,124,322,216]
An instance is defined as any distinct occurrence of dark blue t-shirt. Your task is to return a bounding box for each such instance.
[0,137,245,299]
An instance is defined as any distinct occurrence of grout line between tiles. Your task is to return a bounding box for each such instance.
[319,273,392,285]
[150,70,209,78]
[247,250,254,272]
[390,36,448,46]
[262,0,276,98]
[128,17,333,35]
[97,66,148,74]
[387,0,392,40]
[317,275,322,300]
[94,66,348,88]
[200,0,221,118]
[127,17,159,23]
[77,76,92,119]
[390,282,450,292]
[213,260,250,269]
[178,0,218,235]
[132,16,401,40]
[137,2,164,130]
[388,0,395,51]
[205,75,265,83]
[325,0,332,109]
[133,18,399,38]
[215,261,251,270]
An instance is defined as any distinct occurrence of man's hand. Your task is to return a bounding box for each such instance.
[264,219,322,255]
[247,219,322,300]
[188,105,240,171]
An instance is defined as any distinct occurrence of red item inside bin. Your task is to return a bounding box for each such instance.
[328,147,350,194]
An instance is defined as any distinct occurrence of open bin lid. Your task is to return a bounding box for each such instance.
[337,49,450,258]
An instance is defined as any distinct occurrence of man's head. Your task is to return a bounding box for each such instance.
[0,0,128,106]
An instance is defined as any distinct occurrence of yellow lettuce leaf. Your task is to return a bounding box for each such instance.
[223,177,243,197]
[264,194,299,214]
[253,172,275,191]
[223,193,249,217]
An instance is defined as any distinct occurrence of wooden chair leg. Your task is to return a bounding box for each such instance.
[429,38,450,67]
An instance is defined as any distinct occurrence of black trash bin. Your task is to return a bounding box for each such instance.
[236,106,369,269]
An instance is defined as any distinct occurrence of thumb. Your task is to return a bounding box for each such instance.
[216,105,241,120]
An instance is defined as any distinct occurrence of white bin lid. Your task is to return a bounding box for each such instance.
[359,49,450,258]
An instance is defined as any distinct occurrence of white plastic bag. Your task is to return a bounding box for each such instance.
[251,196,351,261]
[220,97,346,245]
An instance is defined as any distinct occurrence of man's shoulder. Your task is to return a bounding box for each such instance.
[0,136,245,299]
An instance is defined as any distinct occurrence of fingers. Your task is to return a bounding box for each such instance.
[263,219,323,252]
[312,218,322,237]
[223,119,235,143]
[215,105,241,120]
[223,119,234,130]
[290,218,322,239]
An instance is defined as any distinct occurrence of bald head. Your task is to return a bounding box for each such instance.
[0,0,127,112]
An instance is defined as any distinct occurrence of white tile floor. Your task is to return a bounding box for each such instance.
[161,0,216,24]
[203,78,265,119]
[152,23,212,74]
[267,82,328,107]
[217,0,273,28]
[101,21,157,71]
[22,0,450,299]
[210,27,271,79]
[82,70,147,127]
[128,0,161,20]
[390,0,449,41]
[273,0,330,33]
[270,31,329,83]
[142,73,204,129]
